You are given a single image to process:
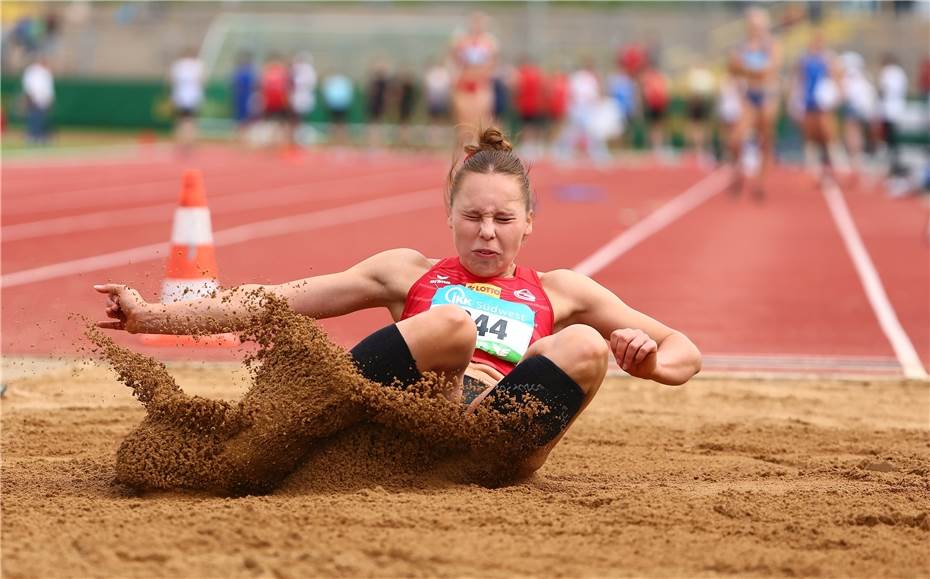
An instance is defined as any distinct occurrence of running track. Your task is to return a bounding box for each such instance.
[2,145,927,378]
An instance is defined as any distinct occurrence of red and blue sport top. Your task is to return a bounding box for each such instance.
[401,257,555,376]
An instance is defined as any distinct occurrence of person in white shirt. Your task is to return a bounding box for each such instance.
[840,52,877,183]
[424,59,452,147]
[22,55,54,144]
[289,52,317,147]
[878,53,908,177]
[557,59,609,163]
[169,48,204,152]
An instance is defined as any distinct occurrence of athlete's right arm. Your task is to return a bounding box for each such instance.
[94,248,429,334]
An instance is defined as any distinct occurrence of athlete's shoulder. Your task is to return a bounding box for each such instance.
[538,268,599,294]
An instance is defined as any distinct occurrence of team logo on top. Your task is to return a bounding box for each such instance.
[513,288,536,302]
[466,283,502,299]
[429,274,451,285]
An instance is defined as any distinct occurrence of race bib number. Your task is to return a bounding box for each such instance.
[430,285,535,363]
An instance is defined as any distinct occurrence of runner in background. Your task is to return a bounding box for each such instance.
[557,58,608,164]
[514,55,547,160]
[795,29,842,186]
[450,11,498,144]
[606,59,637,149]
[727,7,782,200]
[716,71,743,168]
[322,71,354,146]
[169,48,203,154]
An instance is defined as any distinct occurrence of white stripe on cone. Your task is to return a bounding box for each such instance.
[170,207,214,245]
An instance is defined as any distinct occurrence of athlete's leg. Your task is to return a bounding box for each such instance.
[755,99,779,198]
[350,305,476,397]
[470,324,609,475]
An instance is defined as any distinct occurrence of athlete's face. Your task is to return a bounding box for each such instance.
[448,172,533,278]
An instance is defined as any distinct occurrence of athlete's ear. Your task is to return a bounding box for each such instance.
[523,210,534,241]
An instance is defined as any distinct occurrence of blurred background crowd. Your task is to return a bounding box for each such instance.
[2,1,929,195]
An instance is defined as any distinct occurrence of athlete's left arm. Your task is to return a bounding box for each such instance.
[546,269,702,385]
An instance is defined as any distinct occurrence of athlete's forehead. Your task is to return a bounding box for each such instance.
[453,172,525,212]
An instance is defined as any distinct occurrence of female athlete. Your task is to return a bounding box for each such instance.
[95,127,702,476]
[449,12,499,143]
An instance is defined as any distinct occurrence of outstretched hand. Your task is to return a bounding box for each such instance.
[610,328,658,379]
[94,284,149,333]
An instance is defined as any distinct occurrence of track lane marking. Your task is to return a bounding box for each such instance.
[1,189,441,288]
[1,165,437,241]
[821,181,927,380]
[572,168,730,276]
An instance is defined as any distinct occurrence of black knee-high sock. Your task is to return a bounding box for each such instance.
[349,324,421,389]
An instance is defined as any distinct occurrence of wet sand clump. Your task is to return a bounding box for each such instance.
[89,293,547,495]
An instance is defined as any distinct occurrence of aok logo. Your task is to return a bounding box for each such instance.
[443,286,471,306]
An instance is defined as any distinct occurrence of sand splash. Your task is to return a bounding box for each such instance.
[88,292,548,495]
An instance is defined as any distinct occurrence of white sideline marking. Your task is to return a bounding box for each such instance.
[1,189,440,288]
[1,165,425,239]
[573,168,730,276]
[821,182,928,380]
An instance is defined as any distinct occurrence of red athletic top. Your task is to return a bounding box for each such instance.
[401,257,555,376]
[515,64,545,117]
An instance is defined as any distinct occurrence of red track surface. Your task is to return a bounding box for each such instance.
[2,145,927,377]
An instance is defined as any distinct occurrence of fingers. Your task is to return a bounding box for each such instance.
[93,284,126,295]
[612,328,657,372]
[96,320,125,330]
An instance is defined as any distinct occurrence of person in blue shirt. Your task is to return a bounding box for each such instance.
[795,30,840,186]
[230,52,257,139]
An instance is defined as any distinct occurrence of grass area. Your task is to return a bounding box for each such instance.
[1,128,166,156]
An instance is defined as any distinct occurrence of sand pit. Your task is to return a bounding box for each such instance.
[2,349,928,578]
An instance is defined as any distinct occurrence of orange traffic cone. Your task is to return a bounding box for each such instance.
[140,170,238,347]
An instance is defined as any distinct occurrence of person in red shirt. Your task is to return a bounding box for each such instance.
[260,54,292,146]
[546,69,569,153]
[95,127,701,480]
[514,56,547,158]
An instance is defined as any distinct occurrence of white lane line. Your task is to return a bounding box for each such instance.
[2,165,432,241]
[573,168,730,276]
[1,188,441,288]
[821,181,928,380]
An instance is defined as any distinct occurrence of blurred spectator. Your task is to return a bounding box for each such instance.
[231,52,257,138]
[21,54,54,144]
[492,65,511,124]
[606,65,637,137]
[323,73,354,145]
[878,53,908,179]
[618,43,648,78]
[919,52,930,99]
[169,48,204,152]
[366,60,391,147]
[260,54,292,146]
[547,67,570,151]
[289,52,317,145]
[513,56,546,159]
[395,68,417,147]
[685,63,716,166]
[423,58,451,146]
[839,51,877,184]
[716,72,743,163]
[640,66,671,158]
[557,58,608,163]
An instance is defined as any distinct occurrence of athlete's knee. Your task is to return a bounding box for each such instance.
[426,305,477,350]
[532,325,608,391]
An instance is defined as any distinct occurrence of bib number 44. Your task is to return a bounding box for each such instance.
[465,311,508,340]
